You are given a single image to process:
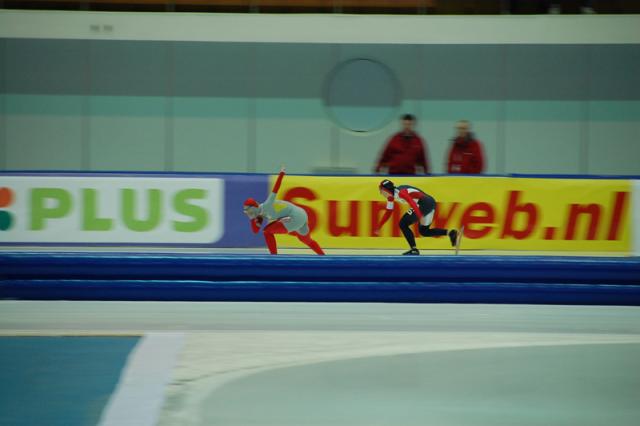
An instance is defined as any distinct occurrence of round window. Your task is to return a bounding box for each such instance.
[324,59,401,133]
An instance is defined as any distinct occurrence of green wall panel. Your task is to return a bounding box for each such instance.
[504,101,583,174]
[173,97,249,172]
[4,95,84,170]
[89,97,166,171]
[588,102,640,175]
[255,99,333,174]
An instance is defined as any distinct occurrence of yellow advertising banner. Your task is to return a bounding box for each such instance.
[270,175,632,252]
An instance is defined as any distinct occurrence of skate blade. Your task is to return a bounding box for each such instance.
[455,226,464,255]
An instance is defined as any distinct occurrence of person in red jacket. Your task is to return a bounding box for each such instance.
[375,114,429,175]
[446,120,485,174]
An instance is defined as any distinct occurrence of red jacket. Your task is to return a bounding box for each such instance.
[447,136,484,174]
[375,131,429,175]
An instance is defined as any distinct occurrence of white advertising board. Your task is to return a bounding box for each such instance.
[0,175,224,244]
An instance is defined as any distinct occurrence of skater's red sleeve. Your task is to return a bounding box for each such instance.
[377,195,395,230]
[378,209,393,229]
[399,190,423,219]
[271,171,285,194]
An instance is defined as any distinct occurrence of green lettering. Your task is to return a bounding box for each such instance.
[122,189,162,232]
[173,189,208,232]
[83,189,113,231]
[30,188,72,230]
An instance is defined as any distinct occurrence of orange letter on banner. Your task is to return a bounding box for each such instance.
[565,203,602,240]
[607,192,628,241]
[460,202,495,239]
[282,187,318,232]
[370,201,387,236]
[433,202,459,229]
[392,207,403,237]
[328,200,359,236]
[501,191,538,240]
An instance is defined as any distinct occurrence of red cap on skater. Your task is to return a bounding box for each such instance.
[243,198,259,208]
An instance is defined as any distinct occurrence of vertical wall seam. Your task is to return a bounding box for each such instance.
[581,96,590,175]
[165,41,174,172]
[581,45,592,175]
[330,126,339,168]
[0,38,6,170]
[330,43,341,168]
[248,98,256,172]
[497,44,507,174]
[83,40,92,171]
[416,44,424,171]
[497,101,506,174]
[247,44,257,173]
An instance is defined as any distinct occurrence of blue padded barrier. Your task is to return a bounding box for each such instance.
[2,253,640,284]
[1,252,639,305]
[2,280,640,305]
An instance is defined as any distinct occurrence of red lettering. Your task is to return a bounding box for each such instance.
[328,200,359,236]
[607,192,628,240]
[501,191,538,240]
[460,202,495,239]
[565,203,601,240]
[543,227,557,240]
[392,208,402,237]
[282,187,318,232]
[370,201,388,237]
[433,202,459,229]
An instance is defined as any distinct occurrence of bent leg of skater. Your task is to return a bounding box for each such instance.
[263,220,289,255]
[291,231,325,255]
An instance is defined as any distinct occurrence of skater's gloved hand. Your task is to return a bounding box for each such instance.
[250,217,262,233]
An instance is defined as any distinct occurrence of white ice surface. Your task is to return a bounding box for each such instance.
[2,301,640,425]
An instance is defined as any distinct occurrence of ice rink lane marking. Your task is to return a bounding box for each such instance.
[98,333,184,426]
[158,331,640,426]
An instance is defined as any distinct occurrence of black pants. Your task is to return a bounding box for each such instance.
[399,195,448,249]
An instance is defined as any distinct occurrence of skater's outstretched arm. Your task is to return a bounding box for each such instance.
[271,165,285,194]
[373,195,395,235]
[265,166,286,206]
